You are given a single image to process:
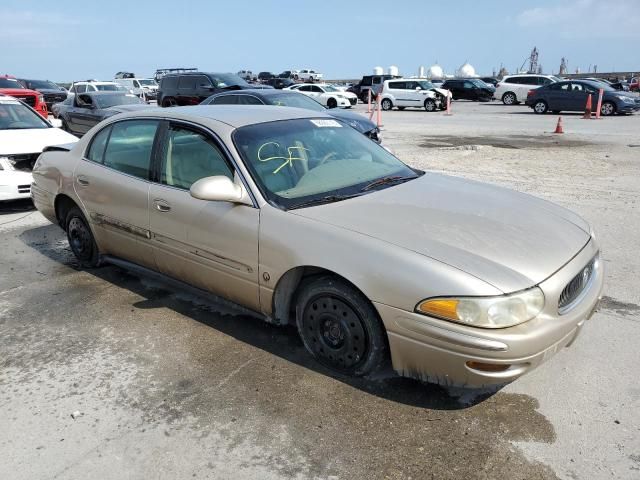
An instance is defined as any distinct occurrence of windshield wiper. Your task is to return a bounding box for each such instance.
[290,193,362,210]
[360,175,416,192]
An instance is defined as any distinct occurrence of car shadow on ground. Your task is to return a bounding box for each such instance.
[0,198,35,215]
[20,223,501,411]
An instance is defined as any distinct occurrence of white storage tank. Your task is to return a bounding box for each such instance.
[373,66,384,75]
[428,64,444,79]
[388,65,399,76]
[457,62,476,77]
[418,66,425,78]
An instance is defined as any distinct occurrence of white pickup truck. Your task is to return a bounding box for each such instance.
[295,69,323,82]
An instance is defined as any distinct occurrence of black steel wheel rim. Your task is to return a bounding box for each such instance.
[301,295,368,371]
[68,217,92,260]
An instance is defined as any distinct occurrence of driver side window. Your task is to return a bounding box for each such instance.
[161,125,234,190]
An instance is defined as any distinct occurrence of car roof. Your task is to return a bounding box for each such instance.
[78,91,135,97]
[120,105,328,128]
[210,89,287,98]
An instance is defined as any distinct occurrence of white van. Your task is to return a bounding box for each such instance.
[379,78,451,112]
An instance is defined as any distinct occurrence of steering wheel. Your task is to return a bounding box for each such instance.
[319,151,339,166]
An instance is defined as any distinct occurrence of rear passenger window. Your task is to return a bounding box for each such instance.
[236,95,262,105]
[178,76,196,90]
[86,126,111,163]
[103,120,159,180]
[161,125,233,190]
[161,76,178,90]
[211,95,238,105]
[388,82,405,89]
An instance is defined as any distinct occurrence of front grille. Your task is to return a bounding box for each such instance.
[558,257,596,313]
[18,184,31,194]
[8,153,39,172]
[44,93,66,104]
[16,95,36,107]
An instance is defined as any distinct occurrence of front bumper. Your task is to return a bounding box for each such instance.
[376,239,604,387]
[0,183,32,201]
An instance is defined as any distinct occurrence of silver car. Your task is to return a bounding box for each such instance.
[31,106,603,387]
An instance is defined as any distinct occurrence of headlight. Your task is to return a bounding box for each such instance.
[38,95,45,104]
[336,94,345,99]
[416,287,545,329]
[618,95,634,103]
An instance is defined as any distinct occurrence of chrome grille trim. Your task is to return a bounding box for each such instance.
[558,256,597,314]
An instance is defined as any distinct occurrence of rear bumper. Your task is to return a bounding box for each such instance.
[375,240,604,387]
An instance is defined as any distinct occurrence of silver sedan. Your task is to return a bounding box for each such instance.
[31,106,603,387]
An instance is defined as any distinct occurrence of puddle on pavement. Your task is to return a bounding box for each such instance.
[421,134,592,150]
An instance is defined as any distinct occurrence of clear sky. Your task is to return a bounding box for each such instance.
[2,0,639,82]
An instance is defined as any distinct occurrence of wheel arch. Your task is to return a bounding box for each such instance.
[271,265,373,327]
[54,194,80,230]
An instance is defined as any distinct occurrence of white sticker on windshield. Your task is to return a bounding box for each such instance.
[310,119,342,128]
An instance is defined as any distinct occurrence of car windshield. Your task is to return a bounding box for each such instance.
[322,85,338,92]
[94,94,143,108]
[138,79,157,86]
[233,118,419,209]
[0,98,49,130]
[94,84,121,91]
[0,78,24,89]
[212,74,249,88]
[266,93,325,111]
[584,81,615,92]
[417,81,435,89]
[26,80,60,90]
[470,79,488,87]
[550,76,563,82]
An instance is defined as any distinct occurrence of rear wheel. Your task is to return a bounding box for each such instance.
[533,100,548,114]
[296,276,388,376]
[600,101,616,116]
[381,98,393,111]
[65,207,100,268]
[162,97,177,107]
[502,92,517,105]
[424,98,437,112]
[327,97,338,109]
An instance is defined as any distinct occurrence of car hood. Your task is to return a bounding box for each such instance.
[36,88,66,95]
[0,169,33,183]
[0,128,78,155]
[431,87,451,97]
[0,88,38,96]
[292,173,591,293]
[328,109,376,132]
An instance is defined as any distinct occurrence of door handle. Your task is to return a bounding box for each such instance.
[154,200,171,212]
[77,176,90,186]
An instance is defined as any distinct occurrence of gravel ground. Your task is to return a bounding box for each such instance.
[1,102,639,479]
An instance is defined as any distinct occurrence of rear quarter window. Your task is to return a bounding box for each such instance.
[161,76,178,90]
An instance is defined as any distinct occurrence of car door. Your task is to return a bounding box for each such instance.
[67,94,97,135]
[544,83,565,110]
[148,121,260,310]
[565,82,589,111]
[176,75,197,105]
[404,81,424,106]
[462,81,476,100]
[73,119,160,269]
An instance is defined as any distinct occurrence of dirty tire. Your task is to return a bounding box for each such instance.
[533,100,548,114]
[296,276,388,377]
[381,98,393,111]
[327,97,338,109]
[600,101,616,116]
[424,98,437,112]
[502,92,517,105]
[65,207,100,268]
[162,97,177,107]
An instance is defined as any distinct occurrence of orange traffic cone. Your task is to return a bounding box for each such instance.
[583,94,592,119]
[554,116,564,134]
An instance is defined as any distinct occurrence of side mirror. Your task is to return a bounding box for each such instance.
[415,86,421,90]
[190,176,252,205]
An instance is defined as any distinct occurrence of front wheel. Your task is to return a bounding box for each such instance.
[66,207,100,268]
[381,98,393,111]
[600,101,616,116]
[533,100,548,114]
[327,97,338,109]
[424,98,437,112]
[295,276,388,376]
